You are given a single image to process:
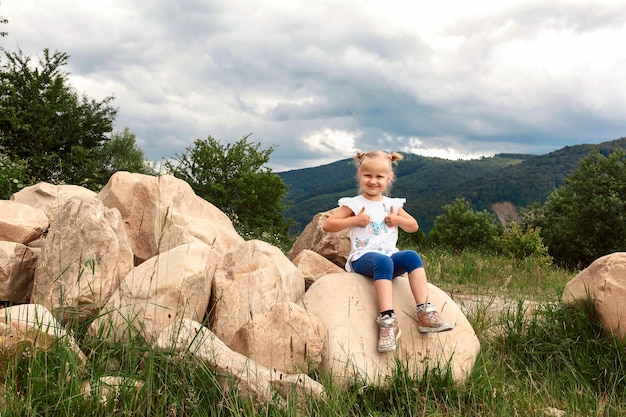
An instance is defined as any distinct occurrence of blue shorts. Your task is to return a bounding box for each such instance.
[350,250,424,281]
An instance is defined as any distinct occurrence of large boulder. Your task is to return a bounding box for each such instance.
[10,182,96,223]
[210,239,305,346]
[96,172,244,264]
[288,210,350,268]
[0,201,49,245]
[90,242,217,344]
[562,252,626,341]
[301,273,480,386]
[0,241,38,303]
[31,196,134,323]
[229,301,325,374]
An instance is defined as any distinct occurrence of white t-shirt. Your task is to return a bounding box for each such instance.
[338,195,407,272]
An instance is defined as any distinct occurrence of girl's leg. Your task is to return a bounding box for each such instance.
[391,250,454,333]
[408,267,428,306]
[374,280,393,312]
[351,252,394,312]
[390,250,428,305]
[351,252,401,352]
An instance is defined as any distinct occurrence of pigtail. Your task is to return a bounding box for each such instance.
[355,150,403,167]
[389,152,403,164]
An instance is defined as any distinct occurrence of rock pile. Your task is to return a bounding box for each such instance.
[0,172,482,406]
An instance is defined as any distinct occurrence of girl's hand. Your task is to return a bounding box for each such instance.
[390,207,419,233]
[323,205,370,232]
[384,206,399,227]
[354,206,370,227]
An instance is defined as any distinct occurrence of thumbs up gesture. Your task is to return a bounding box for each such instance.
[384,206,399,227]
[354,206,370,227]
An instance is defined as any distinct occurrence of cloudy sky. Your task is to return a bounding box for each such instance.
[2,1,625,171]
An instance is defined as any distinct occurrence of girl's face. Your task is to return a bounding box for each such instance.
[358,157,392,200]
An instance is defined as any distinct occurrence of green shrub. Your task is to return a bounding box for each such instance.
[429,197,502,252]
[498,222,552,264]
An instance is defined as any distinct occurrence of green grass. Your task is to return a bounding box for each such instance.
[422,247,572,302]
[3,248,625,416]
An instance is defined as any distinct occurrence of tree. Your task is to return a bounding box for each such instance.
[0,145,26,199]
[429,197,502,252]
[165,134,292,241]
[94,127,156,183]
[536,149,626,267]
[0,48,117,188]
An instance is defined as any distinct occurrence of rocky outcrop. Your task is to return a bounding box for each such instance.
[491,201,520,226]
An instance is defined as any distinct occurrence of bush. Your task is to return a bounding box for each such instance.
[429,197,502,252]
[498,222,552,265]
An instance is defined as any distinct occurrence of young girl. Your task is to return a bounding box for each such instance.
[323,150,454,353]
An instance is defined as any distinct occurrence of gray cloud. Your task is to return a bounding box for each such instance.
[2,0,625,172]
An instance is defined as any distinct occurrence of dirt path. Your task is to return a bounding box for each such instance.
[450,293,540,319]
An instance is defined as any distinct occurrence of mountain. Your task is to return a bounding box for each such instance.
[279,137,626,234]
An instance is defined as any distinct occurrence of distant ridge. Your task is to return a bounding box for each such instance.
[279,137,626,234]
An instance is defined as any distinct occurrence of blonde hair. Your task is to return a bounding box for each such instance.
[354,150,403,195]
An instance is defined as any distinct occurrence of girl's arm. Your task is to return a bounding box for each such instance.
[385,207,419,233]
[323,206,369,233]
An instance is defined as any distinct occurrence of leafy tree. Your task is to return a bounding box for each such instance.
[94,127,156,183]
[429,197,502,251]
[165,134,292,242]
[0,145,26,199]
[536,149,626,267]
[0,48,117,188]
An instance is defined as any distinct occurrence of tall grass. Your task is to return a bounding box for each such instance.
[422,247,572,301]
[3,248,625,416]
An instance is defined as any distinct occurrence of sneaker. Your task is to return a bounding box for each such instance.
[416,303,454,333]
[376,313,402,352]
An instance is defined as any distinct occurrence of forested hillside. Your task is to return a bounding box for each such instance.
[280,137,626,234]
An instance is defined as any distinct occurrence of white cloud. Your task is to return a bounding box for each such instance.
[401,136,494,160]
[303,128,359,155]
